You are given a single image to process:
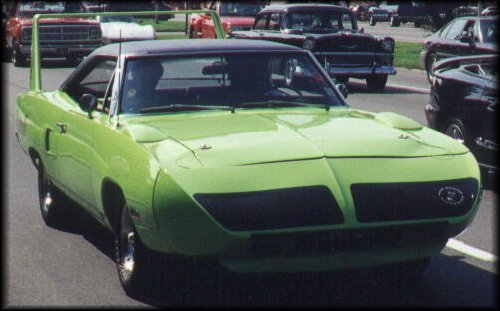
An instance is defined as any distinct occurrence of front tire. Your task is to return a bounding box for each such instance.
[444,118,467,144]
[115,203,185,297]
[366,75,388,90]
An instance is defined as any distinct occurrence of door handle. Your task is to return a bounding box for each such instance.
[56,122,67,133]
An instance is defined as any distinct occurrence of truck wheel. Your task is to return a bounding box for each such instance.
[366,75,388,91]
[389,16,401,27]
[369,15,376,26]
[11,40,27,67]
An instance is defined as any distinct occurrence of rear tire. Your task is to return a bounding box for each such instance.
[366,75,388,91]
[36,158,71,227]
[11,40,28,67]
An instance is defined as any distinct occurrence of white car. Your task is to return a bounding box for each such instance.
[97,15,155,43]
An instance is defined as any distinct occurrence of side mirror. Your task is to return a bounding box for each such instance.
[78,93,97,118]
[459,31,475,46]
[336,83,349,99]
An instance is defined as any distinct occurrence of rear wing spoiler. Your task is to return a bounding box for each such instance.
[29,10,225,92]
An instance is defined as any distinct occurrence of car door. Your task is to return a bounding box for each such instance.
[56,57,117,214]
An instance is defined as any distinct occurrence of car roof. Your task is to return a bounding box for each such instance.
[259,3,351,14]
[90,39,304,58]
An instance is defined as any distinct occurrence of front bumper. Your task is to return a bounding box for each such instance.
[138,153,481,274]
[314,52,396,78]
[19,42,102,58]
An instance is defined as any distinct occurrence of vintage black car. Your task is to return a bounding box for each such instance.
[230,4,396,90]
[425,55,497,189]
[421,16,497,83]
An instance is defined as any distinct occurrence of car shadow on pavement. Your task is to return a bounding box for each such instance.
[50,203,116,261]
[134,253,497,307]
[49,205,497,307]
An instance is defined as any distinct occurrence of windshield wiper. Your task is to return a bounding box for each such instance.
[140,104,234,114]
[236,100,330,111]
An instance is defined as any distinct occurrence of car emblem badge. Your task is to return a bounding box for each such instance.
[438,187,464,206]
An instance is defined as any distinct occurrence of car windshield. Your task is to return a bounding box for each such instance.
[285,11,356,32]
[120,52,343,115]
[219,2,265,17]
[18,1,84,17]
[99,15,135,23]
[481,20,497,43]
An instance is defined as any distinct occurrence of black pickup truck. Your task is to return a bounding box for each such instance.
[378,0,431,27]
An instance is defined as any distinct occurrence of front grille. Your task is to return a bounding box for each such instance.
[22,24,101,42]
[229,222,449,258]
[351,178,479,223]
[315,36,379,53]
[195,186,344,231]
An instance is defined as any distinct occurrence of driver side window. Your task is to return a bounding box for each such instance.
[65,58,117,106]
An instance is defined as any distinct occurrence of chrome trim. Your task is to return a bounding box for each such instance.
[314,52,394,57]
[327,65,396,75]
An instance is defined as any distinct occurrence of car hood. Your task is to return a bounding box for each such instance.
[124,109,468,168]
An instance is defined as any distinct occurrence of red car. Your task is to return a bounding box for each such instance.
[189,0,266,38]
[5,0,102,66]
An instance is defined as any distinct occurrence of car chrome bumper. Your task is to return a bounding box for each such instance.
[327,65,396,77]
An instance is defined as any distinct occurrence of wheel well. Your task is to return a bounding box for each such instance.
[101,179,125,234]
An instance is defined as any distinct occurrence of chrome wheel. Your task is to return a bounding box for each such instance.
[446,123,465,144]
[37,159,53,220]
[118,207,136,280]
[426,54,437,83]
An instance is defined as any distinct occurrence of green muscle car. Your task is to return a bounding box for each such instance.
[16,11,482,297]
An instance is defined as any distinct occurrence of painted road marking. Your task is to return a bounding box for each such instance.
[386,83,430,94]
[446,238,497,263]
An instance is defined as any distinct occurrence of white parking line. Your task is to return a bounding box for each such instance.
[386,83,430,94]
[446,238,497,263]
